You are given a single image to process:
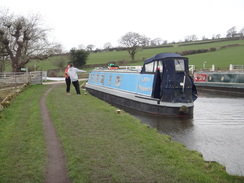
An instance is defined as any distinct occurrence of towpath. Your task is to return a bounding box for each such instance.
[40,84,71,183]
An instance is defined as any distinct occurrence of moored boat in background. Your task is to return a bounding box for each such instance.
[86,53,197,117]
[194,70,244,96]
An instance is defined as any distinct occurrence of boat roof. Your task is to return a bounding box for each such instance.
[144,52,186,64]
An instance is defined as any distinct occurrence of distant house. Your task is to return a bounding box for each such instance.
[233,33,243,38]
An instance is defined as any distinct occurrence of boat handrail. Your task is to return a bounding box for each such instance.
[135,95,160,102]
[230,64,244,71]
[94,66,142,72]
[119,66,142,70]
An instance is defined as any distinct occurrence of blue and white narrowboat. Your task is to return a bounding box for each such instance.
[86,53,197,117]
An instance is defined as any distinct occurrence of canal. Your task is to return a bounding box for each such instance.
[124,91,244,176]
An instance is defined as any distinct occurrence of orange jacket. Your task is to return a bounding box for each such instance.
[64,67,69,79]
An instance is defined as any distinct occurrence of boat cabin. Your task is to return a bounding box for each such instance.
[141,53,197,103]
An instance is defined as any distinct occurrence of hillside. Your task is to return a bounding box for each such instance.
[84,39,244,69]
[4,39,244,73]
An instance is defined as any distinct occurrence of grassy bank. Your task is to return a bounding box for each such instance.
[46,84,243,183]
[0,84,244,182]
[0,85,49,183]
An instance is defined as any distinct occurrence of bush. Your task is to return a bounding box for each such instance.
[177,48,216,56]
[197,49,208,53]
[69,49,90,68]
[220,44,240,49]
[209,47,217,52]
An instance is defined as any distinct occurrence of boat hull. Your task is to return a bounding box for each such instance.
[86,86,194,117]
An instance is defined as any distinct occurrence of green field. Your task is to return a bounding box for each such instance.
[84,39,244,69]
[4,39,244,73]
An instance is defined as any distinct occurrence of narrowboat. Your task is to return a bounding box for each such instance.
[85,53,198,117]
[194,71,244,96]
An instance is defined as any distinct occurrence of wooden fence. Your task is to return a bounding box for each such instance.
[0,71,47,88]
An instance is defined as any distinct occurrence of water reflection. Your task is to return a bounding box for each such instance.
[131,111,194,134]
[121,92,244,176]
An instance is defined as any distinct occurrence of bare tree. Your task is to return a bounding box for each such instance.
[86,44,95,52]
[212,34,221,40]
[185,35,197,42]
[140,35,150,47]
[216,34,221,39]
[0,9,61,72]
[150,37,163,46]
[119,32,149,61]
[103,42,112,50]
[226,26,237,38]
[163,40,168,45]
[78,44,85,50]
[0,39,8,72]
[202,36,207,40]
[240,27,244,36]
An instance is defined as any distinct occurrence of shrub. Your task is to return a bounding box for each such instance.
[220,44,240,49]
[69,49,90,68]
[197,49,208,53]
[177,48,211,56]
[209,47,217,52]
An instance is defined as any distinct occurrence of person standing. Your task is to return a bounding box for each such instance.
[64,65,71,95]
[67,63,86,95]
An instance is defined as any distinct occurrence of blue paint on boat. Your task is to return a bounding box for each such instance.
[88,71,154,96]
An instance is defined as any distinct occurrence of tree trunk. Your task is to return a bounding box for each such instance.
[128,47,136,61]
[0,60,5,72]
[131,53,135,61]
[11,58,23,72]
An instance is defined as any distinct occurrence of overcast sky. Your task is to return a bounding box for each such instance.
[1,0,244,51]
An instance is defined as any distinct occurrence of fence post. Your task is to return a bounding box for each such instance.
[41,71,43,84]
[229,64,233,71]
[14,73,17,88]
[25,68,29,84]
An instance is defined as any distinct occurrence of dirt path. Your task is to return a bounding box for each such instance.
[40,84,71,183]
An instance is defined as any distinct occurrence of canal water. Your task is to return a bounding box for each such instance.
[123,91,244,176]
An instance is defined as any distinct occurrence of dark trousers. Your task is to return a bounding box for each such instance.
[72,80,81,94]
[65,77,71,93]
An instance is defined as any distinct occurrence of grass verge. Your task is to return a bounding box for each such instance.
[46,84,244,183]
[0,85,49,183]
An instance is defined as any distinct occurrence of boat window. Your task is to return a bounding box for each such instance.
[144,61,163,73]
[115,75,122,87]
[145,62,154,72]
[100,74,105,85]
[108,75,112,86]
[154,62,158,72]
[90,74,94,82]
[174,59,185,72]
[95,74,99,83]
[158,61,163,73]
